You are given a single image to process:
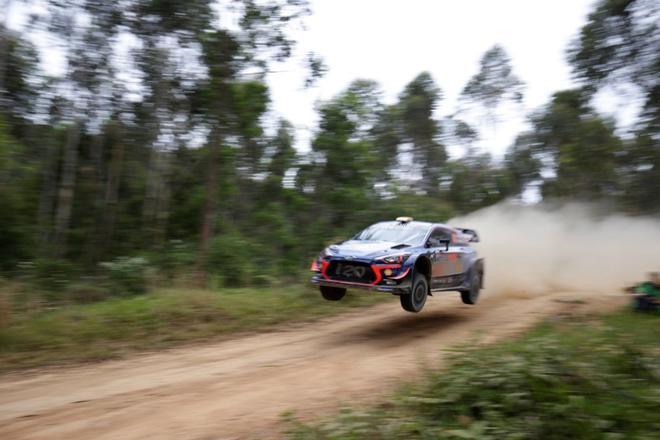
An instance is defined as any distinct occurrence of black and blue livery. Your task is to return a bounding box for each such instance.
[311,217,484,313]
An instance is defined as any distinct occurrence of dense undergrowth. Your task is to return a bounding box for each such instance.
[287,311,660,439]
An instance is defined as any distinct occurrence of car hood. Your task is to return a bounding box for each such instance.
[329,240,411,259]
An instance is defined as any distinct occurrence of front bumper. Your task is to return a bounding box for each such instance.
[310,259,413,295]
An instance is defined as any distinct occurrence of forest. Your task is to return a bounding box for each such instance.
[0,0,657,294]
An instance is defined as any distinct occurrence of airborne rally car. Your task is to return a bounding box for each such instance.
[310,217,484,313]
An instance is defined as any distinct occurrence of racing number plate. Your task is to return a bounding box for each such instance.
[334,263,367,279]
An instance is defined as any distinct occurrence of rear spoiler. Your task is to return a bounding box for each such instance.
[454,227,480,243]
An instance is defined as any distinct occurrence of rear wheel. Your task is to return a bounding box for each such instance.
[460,271,481,305]
[320,286,346,301]
[400,273,428,313]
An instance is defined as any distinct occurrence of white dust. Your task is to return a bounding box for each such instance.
[450,203,660,296]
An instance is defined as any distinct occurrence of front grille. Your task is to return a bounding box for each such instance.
[327,261,375,283]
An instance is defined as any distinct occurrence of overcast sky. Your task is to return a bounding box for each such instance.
[267,0,598,157]
[8,0,610,158]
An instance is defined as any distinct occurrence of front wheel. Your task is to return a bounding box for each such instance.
[460,272,481,305]
[400,274,428,313]
[320,286,346,301]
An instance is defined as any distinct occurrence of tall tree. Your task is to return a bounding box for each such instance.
[460,45,524,139]
[569,0,659,213]
[523,90,622,200]
[192,0,311,284]
[568,0,659,132]
[398,72,446,195]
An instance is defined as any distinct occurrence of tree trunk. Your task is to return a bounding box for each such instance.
[102,134,124,251]
[85,132,106,264]
[52,121,80,257]
[36,135,59,255]
[153,152,171,248]
[196,133,221,286]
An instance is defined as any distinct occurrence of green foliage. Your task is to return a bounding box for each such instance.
[17,259,76,297]
[0,0,657,288]
[516,89,623,201]
[65,281,110,304]
[447,154,515,213]
[287,311,660,439]
[99,257,150,297]
[208,230,259,287]
[461,45,524,111]
[148,240,196,280]
[399,72,446,194]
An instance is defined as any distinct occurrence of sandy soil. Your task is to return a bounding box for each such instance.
[0,290,626,439]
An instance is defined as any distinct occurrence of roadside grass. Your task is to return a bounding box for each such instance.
[0,283,390,372]
[286,310,660,439]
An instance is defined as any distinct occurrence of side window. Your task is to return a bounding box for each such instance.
[427,228,451,247]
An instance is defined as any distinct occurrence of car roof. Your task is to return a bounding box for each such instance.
[370,220,453,230]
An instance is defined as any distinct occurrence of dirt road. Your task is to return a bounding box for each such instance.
[0,290,625,439]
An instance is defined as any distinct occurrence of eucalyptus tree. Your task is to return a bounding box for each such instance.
[569,0,659,213]
[523,90,622,200]
[568,0,659,132]
[460,45,524,140]
[398,72,446,195]
[188,0,313,283]
[39,1,126,257]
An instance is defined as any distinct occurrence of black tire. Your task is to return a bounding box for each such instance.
[400,273,428,313]
[460,271,481,305]
[320,286,346,301]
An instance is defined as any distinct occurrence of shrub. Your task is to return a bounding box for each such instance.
[150,240,196,280]
[208,232,256,287]
[0,292,11,329]
[66,280,109,304]
[16,259,75,302]
[99,257,149,296]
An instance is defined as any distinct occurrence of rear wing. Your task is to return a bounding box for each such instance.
[454,227,480,243]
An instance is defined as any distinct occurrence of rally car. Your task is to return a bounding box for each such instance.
[310,217,484,313]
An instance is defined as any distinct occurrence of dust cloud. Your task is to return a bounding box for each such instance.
[451,203,660,296]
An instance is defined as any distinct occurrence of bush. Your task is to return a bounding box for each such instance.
[287,312,660,439]
[149,240,196,280]
[99,257,149,296]
[16,259,75,301]
[0,292,11,329]
[208,232,257,287]
[66,280,109,304]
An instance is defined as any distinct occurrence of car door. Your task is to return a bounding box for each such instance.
[426,227,453,289]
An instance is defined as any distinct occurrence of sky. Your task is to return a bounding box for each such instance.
[266,0,599,157]
[7,0,615,159]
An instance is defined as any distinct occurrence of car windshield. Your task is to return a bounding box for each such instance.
[354,222,429,245]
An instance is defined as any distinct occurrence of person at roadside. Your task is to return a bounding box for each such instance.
[628,272,660,312]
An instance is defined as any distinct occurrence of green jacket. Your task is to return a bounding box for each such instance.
[635,282,660,298]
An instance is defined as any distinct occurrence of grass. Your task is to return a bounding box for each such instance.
[0,282,390,372]
[286,310,660,439]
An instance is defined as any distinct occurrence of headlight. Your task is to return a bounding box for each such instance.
[376,253,410,264]
[311,248,331,272]
[319,248,332,260]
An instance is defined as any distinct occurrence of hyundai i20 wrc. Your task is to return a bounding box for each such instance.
[310,217,484,313]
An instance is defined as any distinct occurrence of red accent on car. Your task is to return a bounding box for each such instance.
[320,260,331,278]
[310,259,320,272]
[321,262,408,286]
